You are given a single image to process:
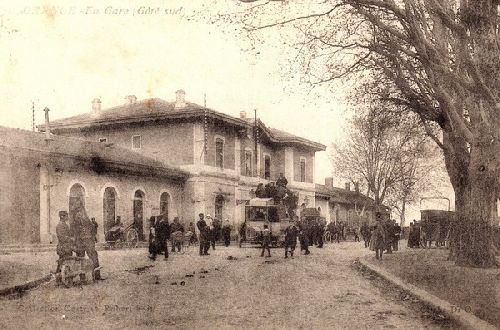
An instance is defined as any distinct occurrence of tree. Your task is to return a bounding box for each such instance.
[224,0,499,267]
[332,106,431,226]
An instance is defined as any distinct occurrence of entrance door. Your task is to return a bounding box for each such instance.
[103,187,116,234]
[160,192,170,219]
[133,190,145,241]
[215,194,224,221]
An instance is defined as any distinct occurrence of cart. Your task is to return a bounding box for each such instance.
[105,222,139,248]
[57,256,101,288]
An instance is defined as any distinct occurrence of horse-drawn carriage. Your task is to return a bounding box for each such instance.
[238,198,291,247]
[104,222,139,248]
[418,197,454,248]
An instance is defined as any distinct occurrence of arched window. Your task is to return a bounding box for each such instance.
[69,183,86,222]
[160,192,170,220]
[215,138,224,169]
[103,187,116,233]
[215,195,224,221]
[133,190,145,241]
[264,155,271,180]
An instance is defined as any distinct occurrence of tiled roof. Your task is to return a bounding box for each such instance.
[0,126,189,180]
[315,183,377,207]
[40,98,325,151]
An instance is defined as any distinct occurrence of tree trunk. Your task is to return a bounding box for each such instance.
[456,136,498,267]
[400,199,406,227]
[444,128,498,267]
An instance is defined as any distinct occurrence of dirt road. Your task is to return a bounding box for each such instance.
[0,243,449,329]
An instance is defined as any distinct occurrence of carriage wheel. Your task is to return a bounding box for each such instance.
[61,264,73,288]
[324,231,332,244]
[126,229,139,248]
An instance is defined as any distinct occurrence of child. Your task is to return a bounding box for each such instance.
[260,224,271,257]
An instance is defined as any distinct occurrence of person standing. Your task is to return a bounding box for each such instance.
[196,213,210,256]
[170,217,184,252]
[205,215,216,250]
[91,217,98,243]
[284,223,298,258]
[72,203,102,280]
[392,220,401,251]
[157,215,170,258]
[221,219,231,247]
[260,224,271,257]
[187,222,197,244]
[360,222,371,248]
[370,216,387,260]
[148,217,158,260]
[297,218,311,255]
[56,211,73,275]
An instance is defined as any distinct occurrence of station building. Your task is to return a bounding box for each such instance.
[0,90,388,245]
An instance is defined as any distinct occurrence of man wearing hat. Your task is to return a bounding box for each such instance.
[56,211,73,274]
[284,222,298,258]
[196,213,210,256]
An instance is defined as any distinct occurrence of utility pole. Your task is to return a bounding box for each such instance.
[32,101,35,132]
[254,109,258,177]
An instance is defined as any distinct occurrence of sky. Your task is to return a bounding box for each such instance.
[0,0,353,187]
[0,0,456,221]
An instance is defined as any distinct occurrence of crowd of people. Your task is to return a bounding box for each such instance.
[54,173,404,285]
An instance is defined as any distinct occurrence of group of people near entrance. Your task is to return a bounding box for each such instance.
[359,213,402,260]
[195,213,232,256]
[55,202,103,282]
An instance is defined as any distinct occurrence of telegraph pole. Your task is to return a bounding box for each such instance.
[254,109,258,177]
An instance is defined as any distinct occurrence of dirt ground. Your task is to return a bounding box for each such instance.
[0,242,455,329]
[363,244,500,327]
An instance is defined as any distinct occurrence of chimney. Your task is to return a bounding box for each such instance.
[325,177,334,189]
[240,111,246,119]
[125,95,137,104]
[43,107,51,140]
[345,182,351,191]
[174,89,186,109]
[92,98,101,114]
[354,182,360,193]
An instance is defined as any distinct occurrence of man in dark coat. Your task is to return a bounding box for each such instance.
[276,173,288,188]
[56,211,73,274]
[221,219,231,247]
[196,213,210,256]
[148,217,158,260]
[91,217,98,243]
[360,222,371,248]
[384,219,394,254]
[284,223,298,258]
[297,219,311,255]
[392,221,401,251]
[156,215,170,258]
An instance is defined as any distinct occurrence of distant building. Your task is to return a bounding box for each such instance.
[315,178,388,228]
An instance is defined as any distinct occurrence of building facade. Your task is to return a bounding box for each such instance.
[0,126,188,244]
[31,90,325,241]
